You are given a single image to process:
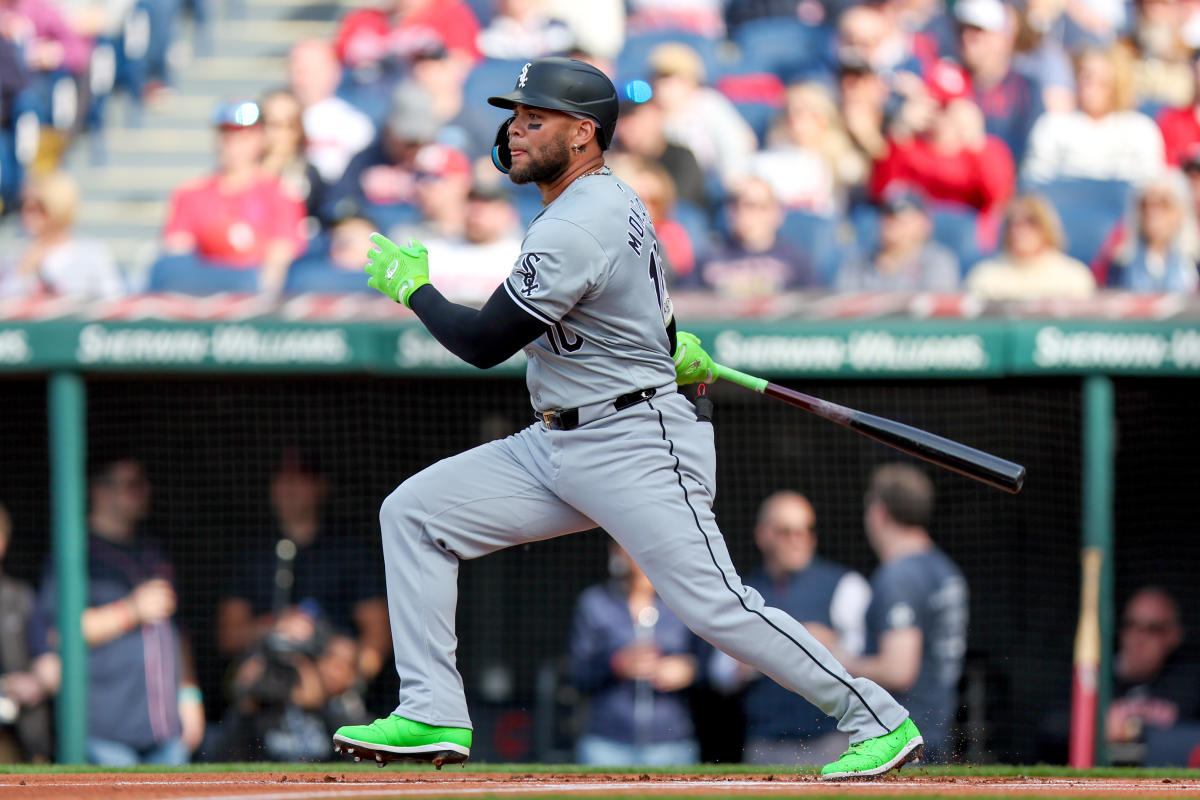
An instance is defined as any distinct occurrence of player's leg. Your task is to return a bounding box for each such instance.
[556,393,921,776]
[334,424,593,767]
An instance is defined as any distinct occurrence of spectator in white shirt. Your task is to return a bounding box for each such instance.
[1022,44,1166,184]
[288,39,377,184]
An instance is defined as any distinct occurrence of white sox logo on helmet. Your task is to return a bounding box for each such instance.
[517,62,531,88]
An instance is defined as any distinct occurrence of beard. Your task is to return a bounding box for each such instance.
[508,132,571,185]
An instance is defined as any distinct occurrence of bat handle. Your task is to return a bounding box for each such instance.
[714,363,767,393]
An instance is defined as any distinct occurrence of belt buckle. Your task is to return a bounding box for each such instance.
[541,409,561,430]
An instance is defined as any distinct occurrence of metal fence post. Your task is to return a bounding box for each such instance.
[48,371,87,764]
[1083,374,1115,766]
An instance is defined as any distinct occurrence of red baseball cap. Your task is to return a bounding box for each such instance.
[414,143,471,181]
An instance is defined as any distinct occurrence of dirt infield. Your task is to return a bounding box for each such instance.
[2,772,1198,799]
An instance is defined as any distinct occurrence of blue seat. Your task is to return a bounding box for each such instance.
[615,31,724,86]
[673,200,712,264]
[927,205,983,274]
[778,211,842,286]
[731,18,834,81]
[463,58,530,108]
[286,254,376,294]
[1025,178,1133,265]
[732,100,777,145]
[146,254,260,294]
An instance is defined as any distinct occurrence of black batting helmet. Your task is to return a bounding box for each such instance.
[488,57,620,152]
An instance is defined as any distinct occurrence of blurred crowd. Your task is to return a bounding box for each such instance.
[3,0,1200,298]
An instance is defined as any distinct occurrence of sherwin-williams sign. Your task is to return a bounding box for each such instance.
[2,320,1200,376]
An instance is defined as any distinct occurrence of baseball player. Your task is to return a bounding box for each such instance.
[331,57,923,780]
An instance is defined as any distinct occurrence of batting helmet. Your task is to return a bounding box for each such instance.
[488,58,620,173]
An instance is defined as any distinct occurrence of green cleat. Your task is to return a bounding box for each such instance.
[819,717,924,781]
[332,714,472,770]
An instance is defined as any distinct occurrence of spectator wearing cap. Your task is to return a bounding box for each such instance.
[869,64,1015,250]
[1091,169,1200,292]
[258,89,329,227]
[751,81,866,217]
[1156,51,1200,167]
[401,142,474,242]
[1022,44,1165,184]
[648,42,758,187]
[612,96,707,210]
[333,0,481,71]
[326,82,440,226]
[838,187,961,291]
[394,141,512,297]
[288,40,376,186]
[155,101,307,295]
[943,0,1043,165]
[696,176,817,296]
[0,171,124,299]
[477,0,575,60]
[965,193,1095,300]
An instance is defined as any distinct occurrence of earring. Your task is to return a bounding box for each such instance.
[572,144,583,153]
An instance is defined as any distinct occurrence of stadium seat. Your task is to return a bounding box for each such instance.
[927,204,983,274]
[286,253,376,294]
[715,72,785,145]
[463,58,531,108]
[731,17,834,82]
[673,200,713,264]
[778,210,843,286]
[615,31,726,86]
[145,254,260,294]
[1025,178,1133,266]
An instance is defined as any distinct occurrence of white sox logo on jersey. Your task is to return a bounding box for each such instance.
[517,62,532,88]
[515,253,541,297]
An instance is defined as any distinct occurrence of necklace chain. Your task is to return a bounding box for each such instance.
[579,165,612,179]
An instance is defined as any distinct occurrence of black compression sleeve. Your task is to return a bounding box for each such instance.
[407,283,548,369]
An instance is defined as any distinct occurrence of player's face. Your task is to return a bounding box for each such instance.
[506,105,573,186]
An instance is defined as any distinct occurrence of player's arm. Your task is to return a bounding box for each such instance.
[365,233,545,368]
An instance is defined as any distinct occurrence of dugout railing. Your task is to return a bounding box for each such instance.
[2,291,1198,766]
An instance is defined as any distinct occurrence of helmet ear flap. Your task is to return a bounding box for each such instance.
[491,116,514,174]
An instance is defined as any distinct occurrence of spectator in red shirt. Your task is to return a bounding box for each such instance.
[157,101,306,295]
[333,0,481,71]
[870,63,1015,250]
[1157,51,1200,167]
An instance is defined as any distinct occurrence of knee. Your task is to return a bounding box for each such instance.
[379,480,423,534]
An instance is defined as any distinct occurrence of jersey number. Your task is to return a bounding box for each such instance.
[547,320,583,354]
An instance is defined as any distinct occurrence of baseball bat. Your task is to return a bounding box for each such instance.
[715,364,1026,494]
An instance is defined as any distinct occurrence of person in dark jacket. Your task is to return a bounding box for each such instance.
[569,541,705,766]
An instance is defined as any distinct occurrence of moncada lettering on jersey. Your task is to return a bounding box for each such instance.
[713,330,990,374]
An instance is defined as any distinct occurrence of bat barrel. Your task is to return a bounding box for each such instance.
[849,411,1026,494]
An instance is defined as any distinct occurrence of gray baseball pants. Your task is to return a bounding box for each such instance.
[378,390,909,744]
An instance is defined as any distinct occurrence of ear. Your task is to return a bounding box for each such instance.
[572,117,597,151]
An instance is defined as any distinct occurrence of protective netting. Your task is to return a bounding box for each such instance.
[2,373,1183,763]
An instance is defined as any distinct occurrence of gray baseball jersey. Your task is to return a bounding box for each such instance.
[376,168,911,750]
[502,173,676,411]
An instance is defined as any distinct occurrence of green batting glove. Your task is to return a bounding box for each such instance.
[365,232,430,308]
[674,330,716,385]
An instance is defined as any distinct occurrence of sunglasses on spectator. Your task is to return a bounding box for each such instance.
[1122,618,1175,634]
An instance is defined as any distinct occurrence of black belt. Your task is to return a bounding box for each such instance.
[539,386,661,431]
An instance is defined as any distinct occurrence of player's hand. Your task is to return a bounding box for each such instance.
[365,232,430,308]
[673,331,715,385]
